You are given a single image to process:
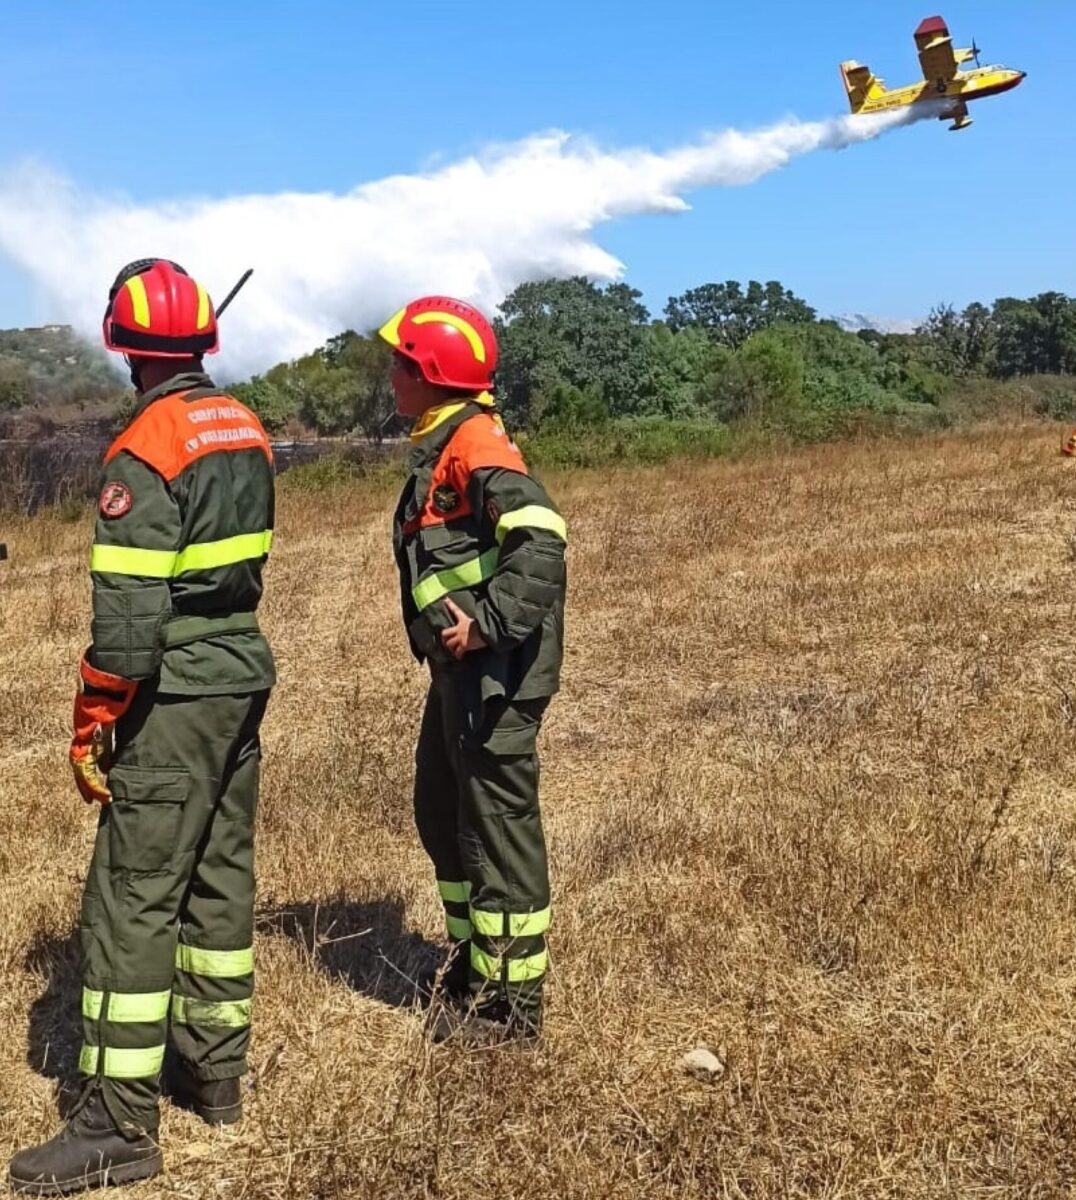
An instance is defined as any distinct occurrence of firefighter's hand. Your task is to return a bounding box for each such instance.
[70,727,112,806]
[441,598,488,660]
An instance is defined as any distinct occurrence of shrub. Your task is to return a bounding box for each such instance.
[526,417,736,469]
[277,454,364,493]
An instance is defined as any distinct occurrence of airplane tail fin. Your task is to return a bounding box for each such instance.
[840,60,886,112]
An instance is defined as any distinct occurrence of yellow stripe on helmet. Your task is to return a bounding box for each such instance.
[378,307,407,348]
[412,311,486,363]
[196,284,211,330]
[125,275,151,328]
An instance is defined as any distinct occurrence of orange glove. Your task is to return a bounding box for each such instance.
[70,654,136,805]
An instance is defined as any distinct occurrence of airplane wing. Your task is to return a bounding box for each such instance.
[915,15,958,84]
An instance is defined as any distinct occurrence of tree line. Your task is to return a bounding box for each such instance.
[4,281,1076,439]
[227,280,1076,440]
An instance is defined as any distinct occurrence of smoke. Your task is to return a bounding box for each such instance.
[0,108,922,378]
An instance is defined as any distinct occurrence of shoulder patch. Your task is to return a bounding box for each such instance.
[432,484,461,514]
[99,481,132,519]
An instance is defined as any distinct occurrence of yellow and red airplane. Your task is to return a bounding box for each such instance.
[841,16,1025,131]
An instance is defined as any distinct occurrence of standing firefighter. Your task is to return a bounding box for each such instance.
[380,296,567,1043]
[10,259,275,1195]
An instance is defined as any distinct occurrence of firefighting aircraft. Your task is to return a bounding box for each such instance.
[840,15,1025,131]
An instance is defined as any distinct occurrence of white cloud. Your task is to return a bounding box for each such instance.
[0,109,923,379]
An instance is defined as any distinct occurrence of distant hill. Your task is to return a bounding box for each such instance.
[0,324,121,416]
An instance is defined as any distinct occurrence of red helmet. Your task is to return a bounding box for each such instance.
[378,296,497,391]
[103,259,219,358]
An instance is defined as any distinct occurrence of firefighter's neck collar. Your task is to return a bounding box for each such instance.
[409,391,494,442]
[129,371,214,422]
[138,371,214,405]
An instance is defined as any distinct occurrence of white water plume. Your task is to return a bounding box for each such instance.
[0,108,923,378]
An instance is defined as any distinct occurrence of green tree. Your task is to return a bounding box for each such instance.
[0,357,33,410]
[871,334,949,405]
[773,321,909,413]
[643,323,728,417]
[230,377,295,434]
[323,330,394,437]
[534,382,610,430]
[919,303,966,375]
[700,328,804,423]
[495,277,655,424]
[664,280,815,348]
[918,301,997,377]
[993,298,1037,377]
[251,332,394,437]
[993,293,1076,377]
[275,353,355,435]
[961,301,996,375]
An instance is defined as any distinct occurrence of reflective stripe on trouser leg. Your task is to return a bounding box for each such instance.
[438,879,472,941]
[469,940,548,985]
[470,908,549,1010]
[170,717,262,1083]
[78,689,267,1128]
[171,994,252,1028]
[454,702,551,1017]
[172,943,254,1081]
[79,789,187,1133]
[79,988,169,1085]
[413,682,470,944]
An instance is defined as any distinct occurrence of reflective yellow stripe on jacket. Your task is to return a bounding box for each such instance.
[91,530,273,578]
[412,547,499,612]
[411,504,565,613]
[494,505,567,544]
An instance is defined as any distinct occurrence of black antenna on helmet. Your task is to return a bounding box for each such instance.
[215,269,254,319]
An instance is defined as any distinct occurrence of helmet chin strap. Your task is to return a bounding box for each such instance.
[123,354,142,392]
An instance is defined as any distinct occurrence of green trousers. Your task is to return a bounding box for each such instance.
[414,672,550,1016]
[79,687,268,1134]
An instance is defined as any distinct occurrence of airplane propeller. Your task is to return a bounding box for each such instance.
[970,38,982,68]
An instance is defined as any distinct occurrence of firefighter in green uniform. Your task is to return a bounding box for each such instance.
[378,296,567,1043]
[10,259,275,1195]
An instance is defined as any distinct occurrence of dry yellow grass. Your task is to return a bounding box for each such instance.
[3,424,1076,1198]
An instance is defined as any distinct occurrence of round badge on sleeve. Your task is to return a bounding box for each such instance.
[99,482,133,519]
[432,484,461,514]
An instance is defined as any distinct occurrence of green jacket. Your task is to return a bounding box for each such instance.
[88,372,275,695]
[393,400,566,719]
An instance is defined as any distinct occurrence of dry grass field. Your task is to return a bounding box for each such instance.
[3,424,1076,1198]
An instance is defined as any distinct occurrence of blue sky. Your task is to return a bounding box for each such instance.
[0,0,1065,329]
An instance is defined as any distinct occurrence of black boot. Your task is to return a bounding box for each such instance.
[417,943,471,1006]
[429,998,542,1047]
[8,1089,161,1196]
[163,1062,242,1126]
